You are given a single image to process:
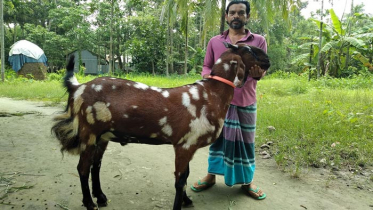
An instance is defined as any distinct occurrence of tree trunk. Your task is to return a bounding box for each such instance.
[109,0,114,76]
[1,0,4,82]
[184,16,188,75]
[309,43,313,81]
[220,0,226,34]
[170,27,174,74]
[316,0,324,79]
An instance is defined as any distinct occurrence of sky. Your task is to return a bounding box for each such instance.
[301,0,373,19]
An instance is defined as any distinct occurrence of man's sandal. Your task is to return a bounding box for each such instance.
[190,180,215,192]
[241,185,267,200]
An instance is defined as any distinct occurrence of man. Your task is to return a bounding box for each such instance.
[191,0,267,200]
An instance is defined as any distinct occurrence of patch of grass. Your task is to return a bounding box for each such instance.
[256,74,373,176]
[0,71,201,102]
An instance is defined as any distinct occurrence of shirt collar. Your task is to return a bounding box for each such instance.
[221,29,254,42]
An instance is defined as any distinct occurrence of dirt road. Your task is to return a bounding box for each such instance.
[0,97,372,210]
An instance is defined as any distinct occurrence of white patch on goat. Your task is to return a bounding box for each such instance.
[189,87,199,100]
[101,132,116,142]
[150,133,157,138]
[215,58,222,64]
[73,85,86,114]
[196,81,204,86]
[179,106,214,148]
[107,103,110,107]
[110,78,116,80]
[187,105,197,118]
[69,75,80,86]
[112,85,116,90]
[223,63,230,71]
[151,87,162,92]
[164,108,168,112]
[88,134,96,145]
[159,116,167,126]
[86,106,95,124]
[203,92,208,100]
[80,143,86,152]
[162,91,170,98]
[132,105,138,109]
[206,137,212,144]
[93,101,112,122]
[93,84,103,92]
[182,92,190,107]
[234,76,241,87]
[123,114,129,118]
[134,82,149,90]
[162,124,173,136]
[126,83,131,86]
[72,116,79,139]
[215,118,225,139]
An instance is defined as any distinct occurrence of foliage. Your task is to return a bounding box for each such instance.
[1,0,373,78]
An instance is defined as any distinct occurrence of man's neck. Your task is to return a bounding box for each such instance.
[228,28,247,36]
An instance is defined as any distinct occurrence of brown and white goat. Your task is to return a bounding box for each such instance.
[52,42,270,210]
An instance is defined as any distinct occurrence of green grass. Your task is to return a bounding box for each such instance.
[1,70,372,176]
[256,74,373,176]
[0,71,201,103]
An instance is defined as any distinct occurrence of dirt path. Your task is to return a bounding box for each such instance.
[0,97,372,210]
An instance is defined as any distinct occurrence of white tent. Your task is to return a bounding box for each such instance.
[9,40,45,60]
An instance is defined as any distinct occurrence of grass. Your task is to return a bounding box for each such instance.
[1,69,372,177]
[256,73,373,176]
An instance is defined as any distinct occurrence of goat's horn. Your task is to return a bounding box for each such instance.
[223,42,238,50]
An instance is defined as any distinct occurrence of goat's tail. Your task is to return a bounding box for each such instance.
[51,55,81,155]
[63,55,79,92]
[51,112,81,155]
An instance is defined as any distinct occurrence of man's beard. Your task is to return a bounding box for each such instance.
[227,19,246,29]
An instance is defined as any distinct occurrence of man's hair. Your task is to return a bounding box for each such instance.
[226,0,251,15]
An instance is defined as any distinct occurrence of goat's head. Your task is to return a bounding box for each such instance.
[223,42,271,80]
[210,52,246,88]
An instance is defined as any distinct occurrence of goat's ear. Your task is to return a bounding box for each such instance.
[223,42,238,50]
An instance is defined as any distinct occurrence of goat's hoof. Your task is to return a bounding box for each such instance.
[97,200,108,207]
[83,202,98,210]
[95,194,108,207]
[182,197,193,208]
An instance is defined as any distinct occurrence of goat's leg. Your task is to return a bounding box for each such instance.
[173,148,194,210]
[91,141,109,207]
[77,145,97,210]
[181,165,193,206]
[173,164,193,210]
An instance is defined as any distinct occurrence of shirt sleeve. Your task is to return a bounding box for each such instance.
[201,39,215,77]
[258,37,267,53]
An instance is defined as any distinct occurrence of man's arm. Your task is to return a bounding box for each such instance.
[201,40,215,78]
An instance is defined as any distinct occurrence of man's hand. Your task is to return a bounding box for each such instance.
[250,65,265,78]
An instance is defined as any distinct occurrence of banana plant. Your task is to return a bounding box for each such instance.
[314,9,365,77]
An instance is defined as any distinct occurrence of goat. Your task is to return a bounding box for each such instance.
[52,42,270,210]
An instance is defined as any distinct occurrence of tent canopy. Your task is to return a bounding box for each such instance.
[8,40,48,72]
[9,40,45,59]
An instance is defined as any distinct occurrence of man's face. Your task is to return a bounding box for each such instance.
[225,3,249,29]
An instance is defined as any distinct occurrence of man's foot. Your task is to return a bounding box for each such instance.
[241,183,266,200]
[190,175,216,192]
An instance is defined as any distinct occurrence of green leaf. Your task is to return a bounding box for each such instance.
[329,9,345,36]
[344,37,365,49]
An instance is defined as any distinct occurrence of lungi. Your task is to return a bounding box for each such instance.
[208,104,257,186]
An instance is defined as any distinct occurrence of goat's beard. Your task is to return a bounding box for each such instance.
[227,19,247,29]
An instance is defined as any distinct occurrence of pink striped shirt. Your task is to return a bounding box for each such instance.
[201,29,267,106]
